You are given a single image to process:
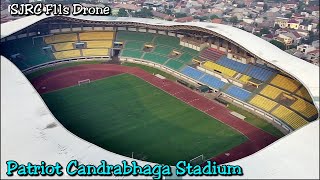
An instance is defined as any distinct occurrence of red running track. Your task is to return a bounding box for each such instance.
[31,64,279,164]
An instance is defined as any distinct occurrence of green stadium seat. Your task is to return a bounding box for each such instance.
[143,53,169,64]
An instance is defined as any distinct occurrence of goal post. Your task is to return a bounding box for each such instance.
[189,154,205,166]
[78,79,91,86]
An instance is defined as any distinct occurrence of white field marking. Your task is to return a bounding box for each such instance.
[187,98,200,103]
[204,107,216,112]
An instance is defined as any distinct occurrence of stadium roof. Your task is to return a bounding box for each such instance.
[1,15,319,108]
[1,56,319,179]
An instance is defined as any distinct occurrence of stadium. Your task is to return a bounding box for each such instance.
[1,15,319,178]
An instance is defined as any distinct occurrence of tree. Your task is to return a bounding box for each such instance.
[260,27,270,34]
[134,7,153,18]
[117,8,128,17]
[229,16,239,24]
[165,9,172,15]
[274,24,280,30]
[270,40,286,50]
[263,4,268,12]
[175,12,187,18]
[194,16,208,21]
[210,14,219,19]
[284,13,292,18]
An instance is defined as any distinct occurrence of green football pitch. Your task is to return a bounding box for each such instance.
[42,73,247,165]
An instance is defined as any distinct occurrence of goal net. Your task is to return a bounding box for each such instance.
[189,154,204,166]
[78,79,91,86]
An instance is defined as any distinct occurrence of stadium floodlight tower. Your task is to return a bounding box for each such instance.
[1,15,319,179]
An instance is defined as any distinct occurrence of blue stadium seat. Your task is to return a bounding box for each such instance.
[216,56,250,73]
[246,65,275,82]
[225,85,252,101]
[255,63,278,72]
[199,75,226,89]
[180,66,204,80]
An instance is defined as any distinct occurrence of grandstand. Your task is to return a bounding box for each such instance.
[52,42,74,51]
[249,95,278,112]
[216,56,250,74]
[0,18,318,134]
[82,49,109,57]
[53,50,81,59]
[271,105,309,129]
[86,41,113,48]
[202,61,237,77]
[79,31,114,40]
[260,85,287,100]
[199,48,225,61]
[199,75,226,90]
[1,16,319,179]
[225,85,252,102]
[44,33,78,44]
[270,74,300,92]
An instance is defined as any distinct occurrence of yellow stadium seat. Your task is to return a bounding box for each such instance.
[260,85,286,99]
[53,50,81,59]
[82,49,109,56]
[53,42,74,51]
[86,41,113,48]
[45,33,78,44]
[249,95,278,112]
[295,86,313,102]
[272,105,309,129]
[290,96,318,118]
[203,61,237,77]
[239,75,250,83]
[79,32,114,40]
[270,74,300,92]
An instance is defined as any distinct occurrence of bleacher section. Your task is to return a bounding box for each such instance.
[271,105,308,129]
[115,31,317,131]
[199,75,226,90]
[86,41,113,48]
[43,31,114,59]
[181,47,199,56]
[199,48,225,61]
[79,32,114,40]
[143,53,169,64]
[180,66,204,80]
[246,65,275,82]
[216,56,249,74]
[290,97,318,118]
[153,46,174,56]
[53,50,81,60]
[225,85,252,101]
[117,31,199,71]
[239,75,251,83]
[203,61,237,77]
[117,31,155,42]
[125,41,145,50]
[44,33,78,44]
[249,95,278,112]
[2,30,317,132]
[260,85,286,100]
[52,42,74,51]
[154,34,180,48]
[295,86,313,102]
[270,74,300,92]
[0,37,52,70]
[121,49,143,59]
[175,53,194,63]
[164,60,184,71]
[82,49,109,57]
